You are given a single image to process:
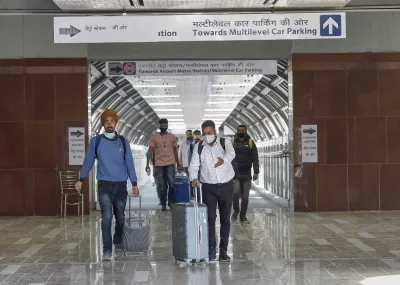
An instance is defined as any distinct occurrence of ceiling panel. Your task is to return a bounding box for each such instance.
[270,0,352,7]
[51,0,353,10]
[53,0,134,9]
[347,0,400,6]
[0,0,60,10]
[140,0,266,9]
[0,0,397,11]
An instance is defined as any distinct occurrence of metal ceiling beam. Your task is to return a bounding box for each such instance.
[92,81,130,113]
[2,6,400,14]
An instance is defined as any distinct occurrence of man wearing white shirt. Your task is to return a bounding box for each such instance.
[178,129,193,175]
[190,120,236,262]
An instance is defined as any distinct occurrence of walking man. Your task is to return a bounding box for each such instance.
[178,129,194,176]
[190,120,236,262]
[146,118,183,211]
[75,109,139,261]
[231,125,259,223]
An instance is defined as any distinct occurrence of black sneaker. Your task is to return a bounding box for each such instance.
[102,251,112,261]
[240,216,250,223]
[209,246,216,261]
[219,252,231,262]
[231,212,239,222]
[161,206,167,211]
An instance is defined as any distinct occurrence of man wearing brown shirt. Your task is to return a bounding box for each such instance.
[146,118,183,211]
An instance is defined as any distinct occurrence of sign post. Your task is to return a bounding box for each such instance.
[301,125,318,163]
[54,13,346,43]
[68,127,85,166]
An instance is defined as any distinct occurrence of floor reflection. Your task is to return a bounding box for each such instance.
[1,187,400,284]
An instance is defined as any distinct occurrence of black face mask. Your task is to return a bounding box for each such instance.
[160,127,167,133]
[238,133,246,138]
[187,137,193,141]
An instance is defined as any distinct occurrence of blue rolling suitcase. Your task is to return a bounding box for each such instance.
[174,173,190,203]
[172,185,209,264]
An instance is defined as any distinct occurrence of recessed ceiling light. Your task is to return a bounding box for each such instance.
[212,83,254,87]
[134,84,177,88]
[207,101,239,105]
[149,102,181,106]
[209,94,244,97]
[154,109,182,112]
[205,109,233,112]
[142,95,180,98]
[204,114,229,117]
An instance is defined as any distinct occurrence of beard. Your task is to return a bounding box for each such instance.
[105,127,114,133]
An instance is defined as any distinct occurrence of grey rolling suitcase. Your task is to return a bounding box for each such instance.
[122,196,150,253]
[172,185,209,264]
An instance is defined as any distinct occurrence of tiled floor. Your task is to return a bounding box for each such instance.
[1,185,400,284]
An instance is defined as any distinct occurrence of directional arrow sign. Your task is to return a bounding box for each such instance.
[320,14,342,37]
[70,130,84,137]
[59,25,81,37]
[302,128,316,135]
[323,17,339,35]
[107,62,124,76]
[301,125,318,163]
[68,127,85,165]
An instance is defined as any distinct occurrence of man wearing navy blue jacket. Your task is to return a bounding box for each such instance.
[75,109,139,261]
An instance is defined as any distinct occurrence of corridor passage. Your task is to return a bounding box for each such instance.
[130,181,280,210]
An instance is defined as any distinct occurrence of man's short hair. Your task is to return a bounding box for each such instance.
[194,130,201,135]
[186,129,193,134]
[159,118,168,125]
[237,125,247,130]
[201,120,215,130]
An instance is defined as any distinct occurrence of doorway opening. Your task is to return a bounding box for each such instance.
[88,59,290,211]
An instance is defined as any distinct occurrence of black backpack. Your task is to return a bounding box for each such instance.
[94,135,127,160]
[197,138,238,176]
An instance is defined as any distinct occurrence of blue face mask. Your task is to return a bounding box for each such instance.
[104,132,116,139]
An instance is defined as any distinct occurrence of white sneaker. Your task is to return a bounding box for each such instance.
[102,252,112,261]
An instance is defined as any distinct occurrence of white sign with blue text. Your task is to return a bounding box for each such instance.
[54,13,346,43]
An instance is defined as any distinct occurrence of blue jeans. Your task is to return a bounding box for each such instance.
[98,181,127,253]
[156,165,175,206]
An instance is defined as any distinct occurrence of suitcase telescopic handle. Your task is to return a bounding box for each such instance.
[194,184,202,204]
[128,194,142,227]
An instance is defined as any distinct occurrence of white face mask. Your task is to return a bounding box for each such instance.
[205,134,216,144]
[104,132,116,139]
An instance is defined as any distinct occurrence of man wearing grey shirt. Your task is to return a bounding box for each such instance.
[190,120,236,262]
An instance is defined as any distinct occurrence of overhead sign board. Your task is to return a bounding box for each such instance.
[54,13,346,43]
[106,60,277,76]
[301,125,318,163]
[68,127,85,165]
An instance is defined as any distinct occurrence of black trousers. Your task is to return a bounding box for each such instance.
[202,181,234,252]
